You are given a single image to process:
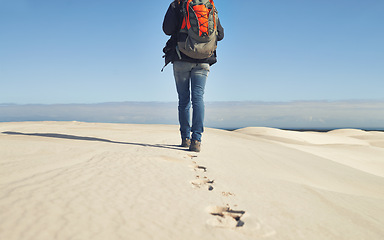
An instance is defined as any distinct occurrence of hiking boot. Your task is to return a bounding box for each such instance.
[189,140,201,152]
[181,138,191,148]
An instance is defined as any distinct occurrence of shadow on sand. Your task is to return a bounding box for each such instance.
[2,131,187,151]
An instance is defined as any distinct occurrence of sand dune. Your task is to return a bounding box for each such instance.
[1,122,383,240]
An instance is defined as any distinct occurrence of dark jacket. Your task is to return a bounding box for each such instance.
[162,0,224,66]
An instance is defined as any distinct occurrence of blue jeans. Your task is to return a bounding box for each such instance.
[173,61,210,142]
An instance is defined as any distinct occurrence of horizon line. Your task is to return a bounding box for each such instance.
[2,99,384,106]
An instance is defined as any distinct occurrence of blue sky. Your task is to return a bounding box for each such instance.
[1,0,384,104]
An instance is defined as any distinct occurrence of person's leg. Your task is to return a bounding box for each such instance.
[190,63,210,142]
[173,61,193,140]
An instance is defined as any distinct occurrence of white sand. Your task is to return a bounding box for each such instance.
[1,121,383,240]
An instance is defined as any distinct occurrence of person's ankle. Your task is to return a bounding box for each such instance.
[181,138,191,148]
[189,139,201,152]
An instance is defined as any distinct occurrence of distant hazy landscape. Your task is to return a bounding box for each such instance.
[1,100,383,130]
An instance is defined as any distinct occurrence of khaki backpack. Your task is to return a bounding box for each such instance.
[177,0,218,59]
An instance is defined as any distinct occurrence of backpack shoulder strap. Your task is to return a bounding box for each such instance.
[179,0,189,33]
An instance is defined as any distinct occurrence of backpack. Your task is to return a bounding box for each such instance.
[177,0,218,59]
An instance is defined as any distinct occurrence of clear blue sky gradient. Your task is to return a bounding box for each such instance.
[1,0,383,104]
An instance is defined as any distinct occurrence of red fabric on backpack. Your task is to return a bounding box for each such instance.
[181,0,216,36]
[193,4,209,36]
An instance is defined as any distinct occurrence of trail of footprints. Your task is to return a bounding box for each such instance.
[186,154,246,228]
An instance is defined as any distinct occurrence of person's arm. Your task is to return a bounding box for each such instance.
[163,3,180,36]
[216,18,224,41]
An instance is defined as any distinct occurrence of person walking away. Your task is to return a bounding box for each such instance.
[162,0,224,152]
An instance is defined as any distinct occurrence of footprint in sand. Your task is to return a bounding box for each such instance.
[189,161,207,172]
[191,177,214,191]
[184,154,246,229]
[222,191,235,197]
[206,205,246,228]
